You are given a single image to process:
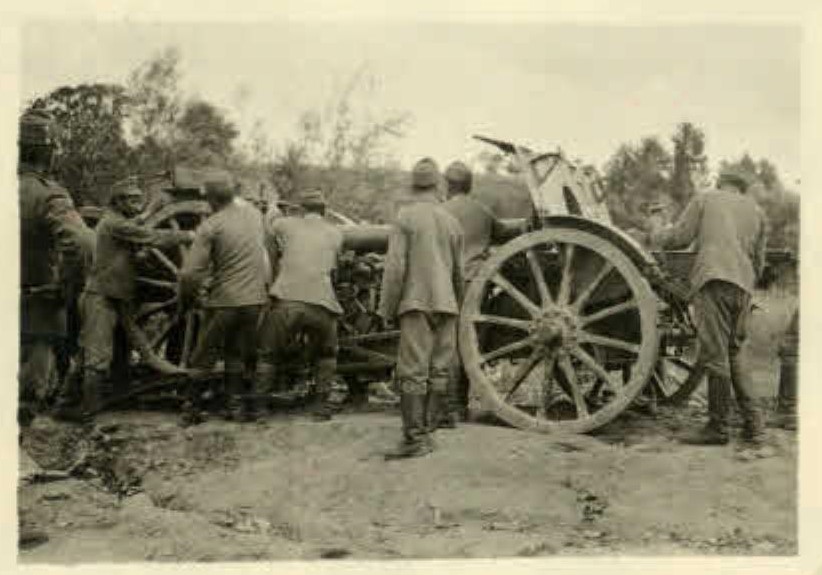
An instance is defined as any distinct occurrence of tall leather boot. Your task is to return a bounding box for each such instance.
[223,367,244,421]
[776,358,797,431]
[682,373,730,445]
[385,393,433,460]
[308,360,336,422]
[731,355,764,445]
[426,388,449,431]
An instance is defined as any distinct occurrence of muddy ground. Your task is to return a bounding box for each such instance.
[18,295,798,563]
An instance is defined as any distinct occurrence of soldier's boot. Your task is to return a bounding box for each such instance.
[223,367,245,421]
[56,369,109,425]
[52,361,83,415]
[682,374,731,445]
[731,356,765,446]
[775,359,798,431]
[308,360,336,422]
[426,389,450,431]
[385,393,434,460]
[238,371,259,423]
[254,361,279,410]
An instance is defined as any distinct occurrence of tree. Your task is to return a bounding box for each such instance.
[719,154,799,252]
[125,46,184,172]
[670,122,707,212]
[28,83,132,205]
[271,65,412,202]
[602,137,672,230]
[174,99,239,167]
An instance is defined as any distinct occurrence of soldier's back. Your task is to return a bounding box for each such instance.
[200,201,268,307]
[270,215,344,314]
[694,189,764,294]
[395,201,463,315]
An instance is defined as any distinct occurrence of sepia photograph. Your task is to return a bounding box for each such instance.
[9,4,811,569]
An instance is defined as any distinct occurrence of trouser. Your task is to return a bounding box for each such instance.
[396,310,458,439]
[777,308,799,413]
[693,280,760,432]
[19,337,57,414]
[188,305,263,404]
[257,299,339,395]
[77,292,133,407]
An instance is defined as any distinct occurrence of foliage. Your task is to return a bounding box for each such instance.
[28,83,132,205]
[719,155,799,252]
[602,137,672,230]
[271,66,412,204]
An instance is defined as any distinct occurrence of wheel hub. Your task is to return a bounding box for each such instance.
[529,305,578,351]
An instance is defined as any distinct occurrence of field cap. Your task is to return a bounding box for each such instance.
[444,161,472,189]
[110,175,144,199]
[203,170,237,202]
[297,188,326,208]
[19,109,56,146]
[717,166,751,192]
[411,157,440,190]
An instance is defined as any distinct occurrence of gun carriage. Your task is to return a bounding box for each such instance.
[78,138,788,432]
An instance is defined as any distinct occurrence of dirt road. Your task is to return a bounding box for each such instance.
[18,395,796,563]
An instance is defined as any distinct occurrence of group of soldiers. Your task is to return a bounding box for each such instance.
[19,107,799,461]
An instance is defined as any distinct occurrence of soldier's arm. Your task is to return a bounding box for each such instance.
[378,222,408,321]
[452,230,466,305]
[109,218,194,249]
[753,209,768,282]
[44,193,95,263]
[178,227,212,306]
[649,195,703,250]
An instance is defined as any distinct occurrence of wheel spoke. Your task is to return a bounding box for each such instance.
[481,337,534,364]
[571,346,620,393]
[469,314,532,332]
[653,367,679,398]
[136,298,178,320]
[149,247,180,277]
[557,244,575,305]
[179,311,198,368]
[491,273,541,318]
[503,351,543,402]
[580,299,638,326]
[137,277,178,290]
[571,261,614,312]
[578,332,641,354]
[558,355,588,418]
[149,317,178,349]
[525,248,552,306]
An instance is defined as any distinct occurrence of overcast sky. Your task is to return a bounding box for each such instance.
[21,21,800,186]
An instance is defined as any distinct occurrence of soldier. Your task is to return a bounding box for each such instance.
[18,109,95,426]
[256,188,344,421]
[65,176,193,421]
[380,158,465,459]
[775,308,798,430]
[179,172,270,423]
[649,166,767,446]
[440,160,512,427]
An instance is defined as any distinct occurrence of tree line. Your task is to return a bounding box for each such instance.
[24,47,798,252]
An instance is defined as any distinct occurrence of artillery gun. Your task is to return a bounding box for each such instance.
[78,141,789,433]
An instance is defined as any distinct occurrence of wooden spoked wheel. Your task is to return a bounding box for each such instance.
[458,227,660,434]
[125,201,212,375]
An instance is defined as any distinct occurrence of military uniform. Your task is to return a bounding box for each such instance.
[441,162,507,423]
[776,308,799,429]
[651,168,767,444]
[79,179,192,415]
[257,191,344,420]
[180,179,269,421]
[380,158,465,458]
[18,110,95,422]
